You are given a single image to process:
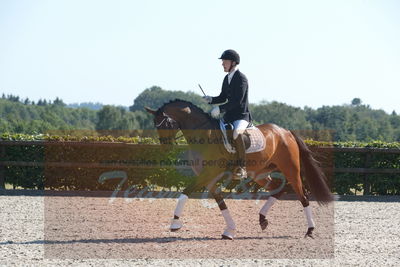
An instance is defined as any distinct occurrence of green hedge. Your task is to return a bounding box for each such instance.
[1,133,399,195]
[307,140,400,195]
[0,133,193,191]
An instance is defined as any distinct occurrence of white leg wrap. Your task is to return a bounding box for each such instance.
[304,205,315,228]
[170,218,183,230]
[221,209,236,230]
[259,196,277,216]
[174,194,188,217]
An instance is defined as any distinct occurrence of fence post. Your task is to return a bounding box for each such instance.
[0,144,5,189]
[363,152,371,195]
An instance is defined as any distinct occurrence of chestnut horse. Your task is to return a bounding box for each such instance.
[145,99,333,240]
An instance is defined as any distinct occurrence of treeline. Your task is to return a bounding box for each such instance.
[0,93,153,135]
[1,87,400,141]
[67,102,104,110]
[0,94,96,134]
[251,100,400,141]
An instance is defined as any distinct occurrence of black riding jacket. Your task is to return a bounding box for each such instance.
[211,70,252,123]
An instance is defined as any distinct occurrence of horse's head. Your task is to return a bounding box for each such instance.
[145,99,214,147]
[144,106,180,147]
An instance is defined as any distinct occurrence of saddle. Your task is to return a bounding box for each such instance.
[219,120,266,154]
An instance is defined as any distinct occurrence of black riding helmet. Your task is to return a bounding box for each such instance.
[219,49,240,64]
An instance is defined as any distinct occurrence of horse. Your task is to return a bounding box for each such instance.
[145,99,333,240]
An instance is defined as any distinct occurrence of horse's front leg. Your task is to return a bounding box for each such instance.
[210,187,236,240]
[170,181,199,231]
[254,172,286,231]
[170,194,188,231]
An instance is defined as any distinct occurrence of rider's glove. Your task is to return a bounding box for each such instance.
[211,106,220,118]
[202,95,212,104]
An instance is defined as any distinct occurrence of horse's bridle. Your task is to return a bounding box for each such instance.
[155,116,176,128]
[155,112,214,142]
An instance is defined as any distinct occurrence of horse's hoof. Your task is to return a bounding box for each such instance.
[170,219,182,231]
[304,227,314,238]
[221,228,235,240]
[259,214,268,231]
[221,234,233,240]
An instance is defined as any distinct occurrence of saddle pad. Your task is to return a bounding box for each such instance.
[219,120,266,154]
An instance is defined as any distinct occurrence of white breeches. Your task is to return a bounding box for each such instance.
[232,119,249,140]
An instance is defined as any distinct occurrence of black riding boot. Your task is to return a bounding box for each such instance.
[233,133,247,180]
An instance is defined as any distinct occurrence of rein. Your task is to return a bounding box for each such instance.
[173,118,215,141]
[155,117,168,127]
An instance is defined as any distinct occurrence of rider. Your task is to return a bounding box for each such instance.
[203,49,252,180]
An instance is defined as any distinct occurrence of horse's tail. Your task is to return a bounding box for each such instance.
[290,131,334,205]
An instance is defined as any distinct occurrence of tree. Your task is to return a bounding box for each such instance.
[96,105,123,130]
[351,98,362,106]
[53,97,66,107]
[252,101,312,130]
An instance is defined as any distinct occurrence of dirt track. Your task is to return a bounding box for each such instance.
[1,193,399,266]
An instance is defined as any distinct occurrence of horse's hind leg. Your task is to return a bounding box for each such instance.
[279,165,316,238]
[292,175,315,238]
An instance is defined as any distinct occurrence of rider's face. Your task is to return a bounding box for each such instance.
[222,59,235,72]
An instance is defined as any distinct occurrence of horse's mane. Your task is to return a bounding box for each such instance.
[158,99,213,121]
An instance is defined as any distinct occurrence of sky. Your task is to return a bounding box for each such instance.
[1,0,399,113]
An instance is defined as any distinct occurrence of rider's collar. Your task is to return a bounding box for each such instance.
[228,67,238,84]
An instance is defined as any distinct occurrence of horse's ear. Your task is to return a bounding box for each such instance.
[144,106,157,115]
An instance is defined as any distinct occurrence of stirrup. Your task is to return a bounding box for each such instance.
[232,167,247,180]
